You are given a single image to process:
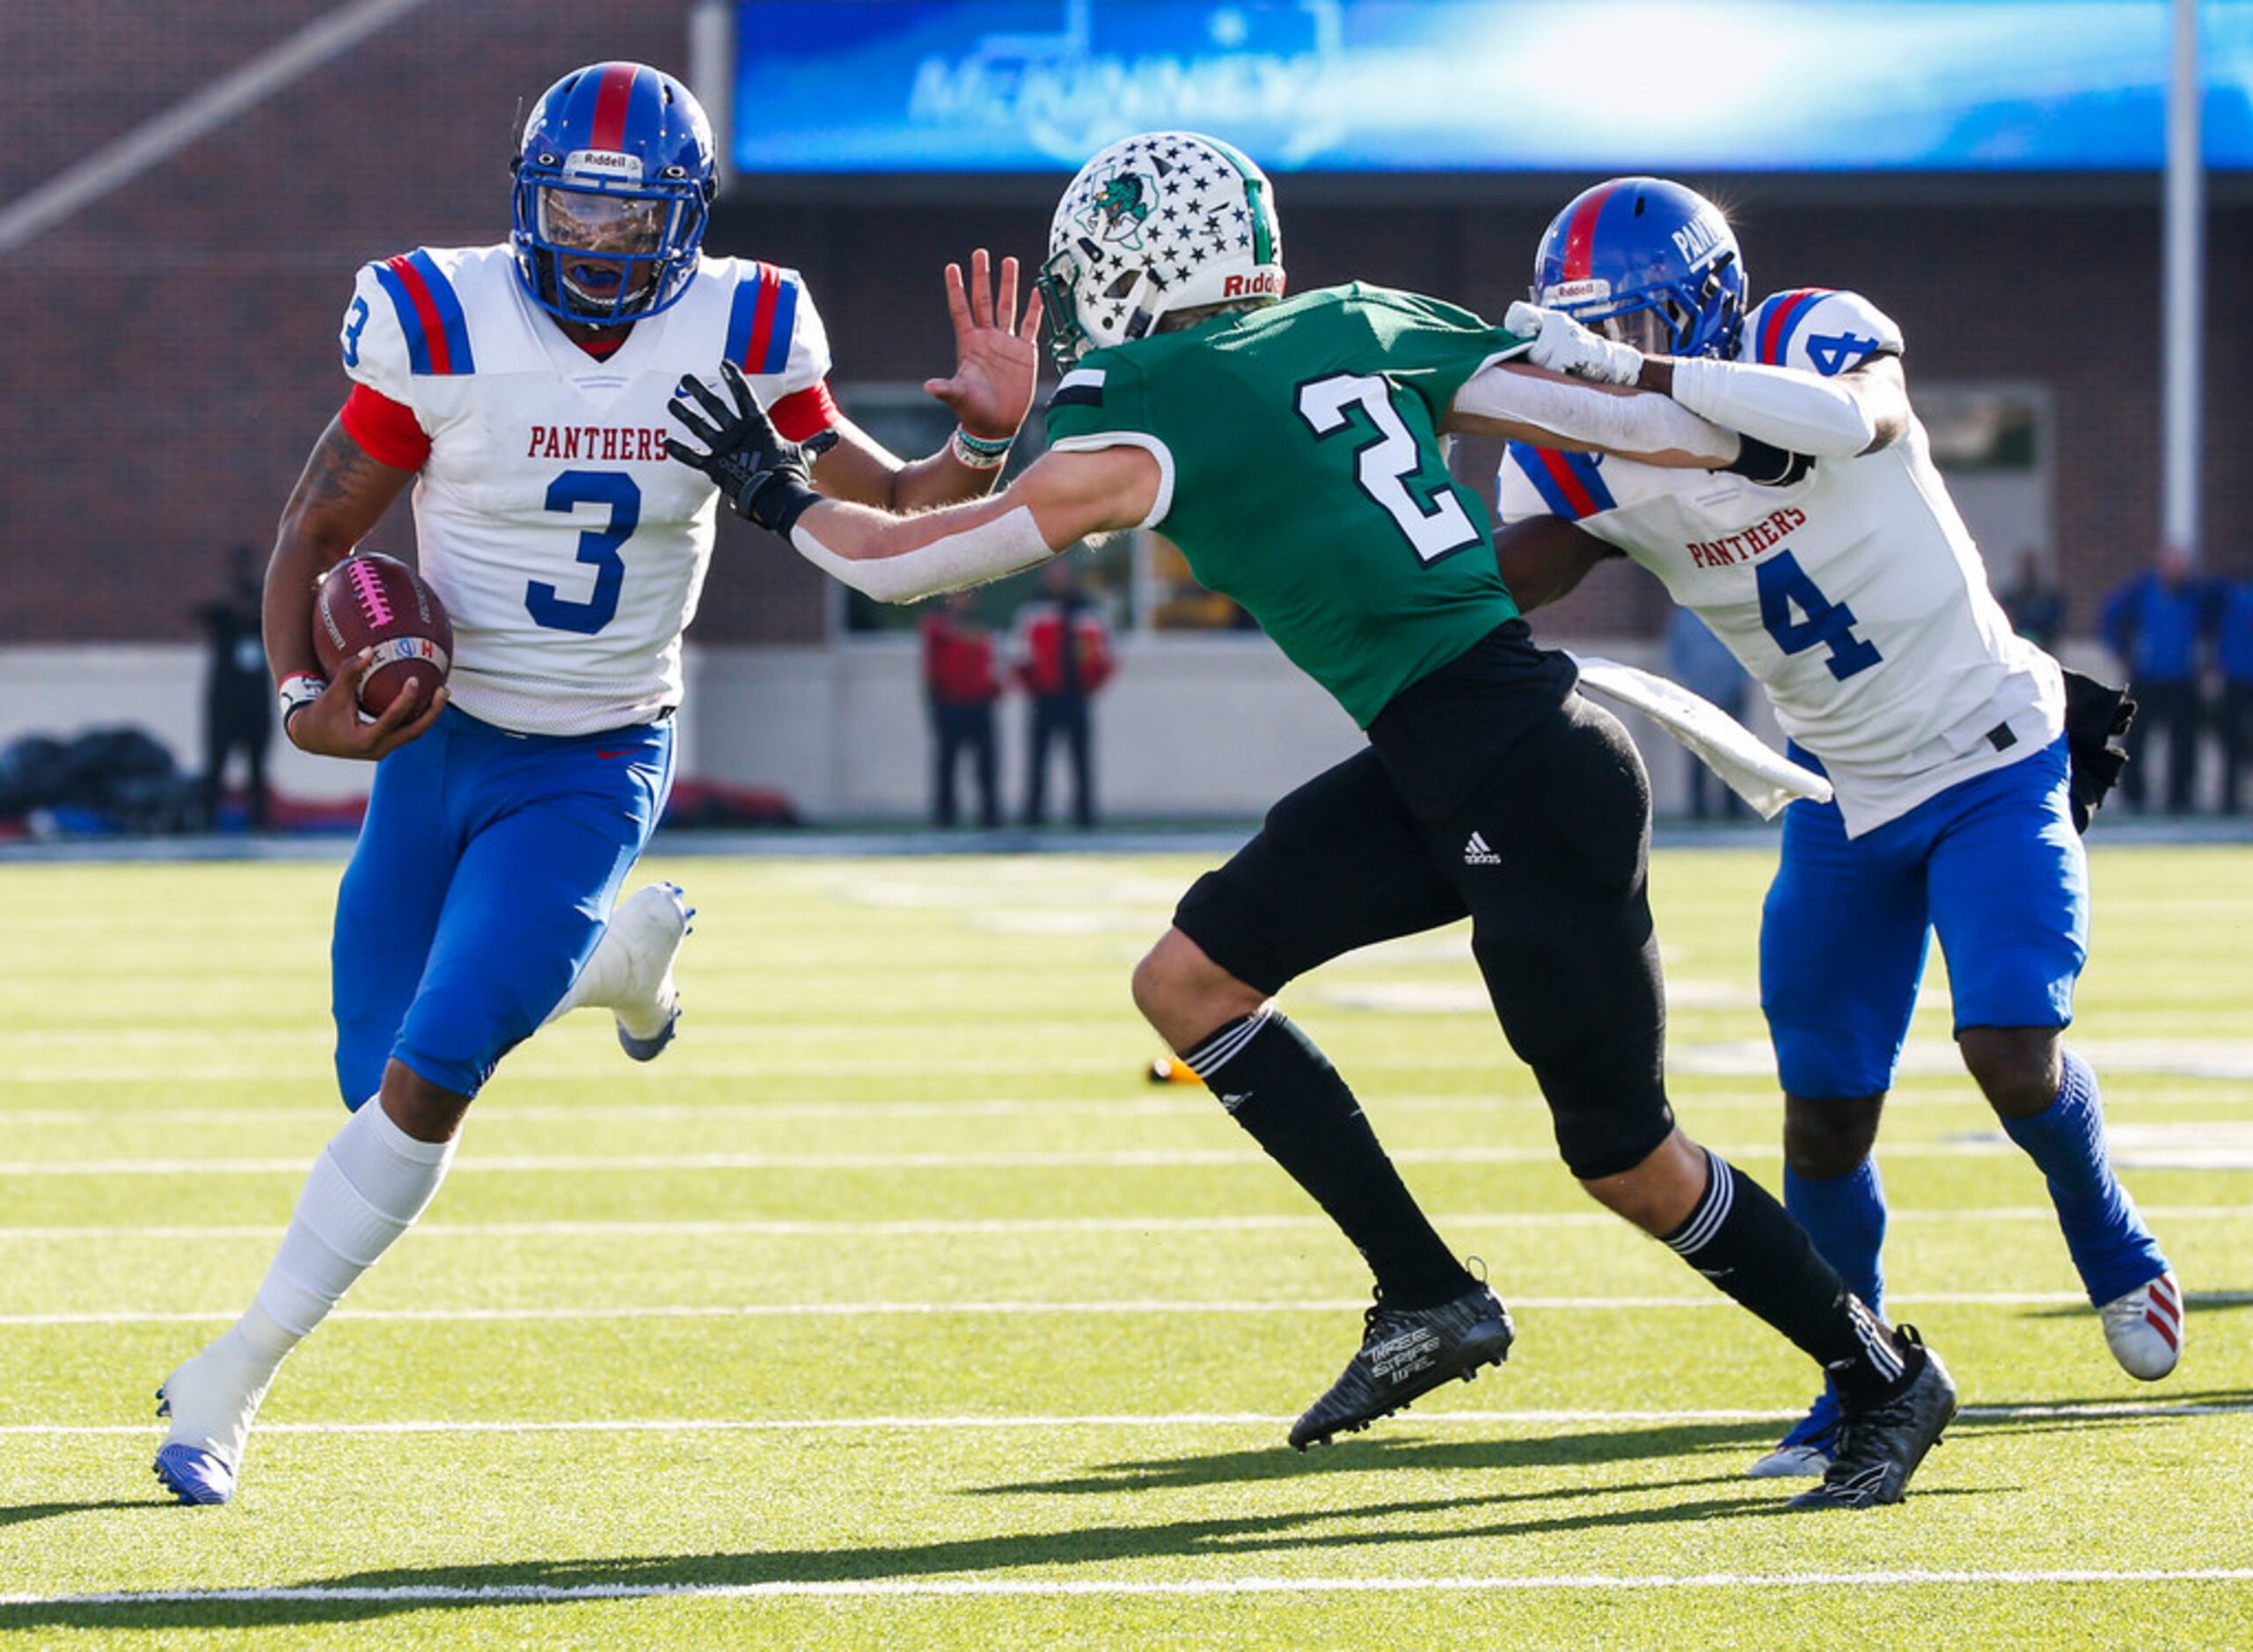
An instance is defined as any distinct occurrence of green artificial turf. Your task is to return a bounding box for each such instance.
[1,845,2247,1648]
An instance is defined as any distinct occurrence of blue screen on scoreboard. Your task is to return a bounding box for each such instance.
[728,0,2253,172]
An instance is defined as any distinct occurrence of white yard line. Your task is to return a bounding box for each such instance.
[0,1204,2244,1241]
[20,1398,2252,1437]
[5,1568,2252,1607]
[10,1290,2251,1327]
[5,1087,2247,1122]
[0,1141,2039,1177]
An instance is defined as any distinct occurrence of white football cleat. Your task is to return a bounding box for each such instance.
[153,1334,275,1506]
[1746,1389,1840,1479]
[2099,1270,2184,1380]
[605,882,693,1061]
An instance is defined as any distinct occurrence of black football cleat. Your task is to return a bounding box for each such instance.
[1788,1326,1958,1510]
[1289,1283,1514,1451]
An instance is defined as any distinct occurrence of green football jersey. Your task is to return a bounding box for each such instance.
[1043,283,1531,727]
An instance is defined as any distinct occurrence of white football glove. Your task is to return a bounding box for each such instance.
[1504,301,1645,385]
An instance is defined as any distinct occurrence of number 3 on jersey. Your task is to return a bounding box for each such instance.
[528,471,639,634]
[1297,373,1481,563]
[1757,549,1882,680]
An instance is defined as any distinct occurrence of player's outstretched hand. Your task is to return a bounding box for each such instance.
[665,360,834,534]
[1504,301,1645,385]
[923,248,1043,442]
[287,650,446,762]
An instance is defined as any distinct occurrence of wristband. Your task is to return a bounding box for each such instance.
[278,672,327,727]
[948,427,1013,470]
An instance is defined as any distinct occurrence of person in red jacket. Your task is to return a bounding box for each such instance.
[1012,559,1116,827]
[920,590,1003,828]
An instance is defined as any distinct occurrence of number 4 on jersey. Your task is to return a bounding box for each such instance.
[1757,549,1882,680]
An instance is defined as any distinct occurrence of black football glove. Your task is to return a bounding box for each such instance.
[1721,433,1815,487]
[664,359,838,534]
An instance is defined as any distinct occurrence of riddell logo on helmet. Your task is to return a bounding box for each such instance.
[1223,270,1282,299]
[1546,278,1611,305]
[564,150,643,182]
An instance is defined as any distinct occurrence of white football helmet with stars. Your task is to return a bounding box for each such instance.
[1035,130,1285,371]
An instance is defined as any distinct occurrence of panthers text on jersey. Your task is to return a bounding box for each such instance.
[337,245,835,736]
[1496,287,2062,837]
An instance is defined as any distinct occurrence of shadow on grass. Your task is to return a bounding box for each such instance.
[1,1459,1913,1630]
[0,1499,158,1528]
[974,1417,1784,1495]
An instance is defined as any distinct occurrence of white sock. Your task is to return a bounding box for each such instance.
[235,1096,457,1378]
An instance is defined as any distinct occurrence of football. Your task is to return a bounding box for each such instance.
[312,552,453,718]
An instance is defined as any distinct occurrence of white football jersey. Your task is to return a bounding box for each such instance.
[1496,288,2061,837]
[340,245,831,736]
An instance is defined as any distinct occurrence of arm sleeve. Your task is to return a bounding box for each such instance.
[1454,365,1738,463]
[1666,289,1910,457]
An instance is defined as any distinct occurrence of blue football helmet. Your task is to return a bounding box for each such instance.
[1532,177,1745,361]
[510,62,716,326]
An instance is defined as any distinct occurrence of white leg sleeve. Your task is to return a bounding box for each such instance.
[243,1097,457,1359]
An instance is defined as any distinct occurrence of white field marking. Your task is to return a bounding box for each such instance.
[10,1084,2252,1123]
[6,1570,2253,1607]
[0,1140,2035,1178]
[11,1038,2253,1086]
[16,1290,2253,1327]
[2,1204,2245,1244]
[21,1398,2253,1437]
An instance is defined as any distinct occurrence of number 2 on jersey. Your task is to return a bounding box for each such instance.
[1296,373,1481,563]
[528,471,639,635]
[1756,549,1882,680]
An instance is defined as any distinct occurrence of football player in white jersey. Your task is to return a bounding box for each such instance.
[150,62,1043,1506]
[1490,178,2180,1478]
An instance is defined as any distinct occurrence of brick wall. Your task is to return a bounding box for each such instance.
[5,2,2245,644]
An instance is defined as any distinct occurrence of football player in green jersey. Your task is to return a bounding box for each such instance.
[666,132,1957,1510]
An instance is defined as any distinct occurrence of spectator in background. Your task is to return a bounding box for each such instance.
[1013,559,1114,828]
[2215,575,2253,815]
[920,590,1002,829]
[2102,545,2206,814]
[1663,605,1751,820]
[1999,547,2066,653]
[197,544,274,830]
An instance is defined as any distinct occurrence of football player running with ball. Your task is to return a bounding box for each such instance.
[151,62,1042,1505]
[663,132,1957,1511]
[1490,178,2179,1481]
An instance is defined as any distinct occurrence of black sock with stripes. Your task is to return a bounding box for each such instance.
[1661,1146,1923,1407]
[1182,1009,1475,1309]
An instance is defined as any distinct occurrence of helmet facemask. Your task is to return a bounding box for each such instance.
[509,63,717,328]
